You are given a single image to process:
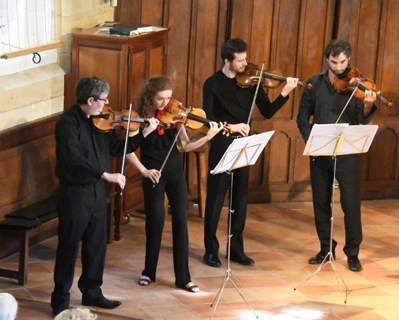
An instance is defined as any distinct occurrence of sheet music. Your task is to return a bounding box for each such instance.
[303,124,378,156]
[211,131,274,174]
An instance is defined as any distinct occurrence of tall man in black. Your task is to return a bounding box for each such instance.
[297,40,377,272]
[51,77,158,315]
[202,38,298,267]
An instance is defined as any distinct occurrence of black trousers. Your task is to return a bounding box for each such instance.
[310,155,362,256]
[51,181,107,310]
[204,134,249,257]
[141,168,191,287]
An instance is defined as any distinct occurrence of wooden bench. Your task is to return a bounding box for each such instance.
[0,197,58,285]
[0,135,58,285]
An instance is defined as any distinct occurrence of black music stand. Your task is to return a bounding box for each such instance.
[209,131,274,319]
[294,123,378,303]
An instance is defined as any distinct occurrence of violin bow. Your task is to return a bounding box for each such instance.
[247,61,265,125]
[335,86,358,124]
[153,112,187,188]
[120,102,134,195]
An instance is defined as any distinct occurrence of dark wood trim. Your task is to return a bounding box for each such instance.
[0,113,62,152]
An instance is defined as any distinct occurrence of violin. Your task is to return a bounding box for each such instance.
[158,98,235,136]
[236,62,312,89]
[91,106,147,132]
[333,67,392,108]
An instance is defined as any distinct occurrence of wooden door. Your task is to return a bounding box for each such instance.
[127,42,148,109]
[74,43,124,110]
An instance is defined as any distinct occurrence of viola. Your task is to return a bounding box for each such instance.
[91,106,147,132]
[158,98,235,136]
[333,67,392,108]
[236,62,312,89]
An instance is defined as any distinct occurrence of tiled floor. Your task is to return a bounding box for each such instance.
[1,199,399,319]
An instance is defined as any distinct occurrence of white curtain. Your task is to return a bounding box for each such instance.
[0,0,62,58]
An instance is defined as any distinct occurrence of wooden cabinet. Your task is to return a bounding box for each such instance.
[70,26,167,111]
[69,26,168,240]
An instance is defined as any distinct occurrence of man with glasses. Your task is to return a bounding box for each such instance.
[51,77,158,315]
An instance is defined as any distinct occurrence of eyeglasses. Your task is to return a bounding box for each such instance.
[97,98,108,103]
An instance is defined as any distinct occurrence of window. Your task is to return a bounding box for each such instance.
[0,0,62,59]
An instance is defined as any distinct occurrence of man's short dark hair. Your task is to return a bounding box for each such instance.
[324,39,352,59]
[75,77,110,105]
[221,38,248,62]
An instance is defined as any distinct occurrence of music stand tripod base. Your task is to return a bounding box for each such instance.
[210,171,258,319]
[295,124,377,303]
[294,156,348,303]
[208,133,274,319]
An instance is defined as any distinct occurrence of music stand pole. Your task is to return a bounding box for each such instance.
[208,132,275,318]
[294,155,348,303]
[210,169,258,319]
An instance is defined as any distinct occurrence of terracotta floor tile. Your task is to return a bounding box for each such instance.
[1,200,398,319]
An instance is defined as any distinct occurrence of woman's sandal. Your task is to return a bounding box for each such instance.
[138,275,151,286]
[185,282,200,293]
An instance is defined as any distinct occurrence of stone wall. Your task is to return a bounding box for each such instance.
[0,0,114,131]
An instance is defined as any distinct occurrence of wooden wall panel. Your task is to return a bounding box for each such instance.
[293,136,309,182]
[114,0,141,23]
[164,0,192,103]
[141,0,164,26]
[149,42,164,77]
[0,152,29,213]
[77,46,122,109]
[335,0,399,198]
[127,44,147,108]
[114,0,399,203]
[336,0,381,79]
[297,0,335,86]
[268,131,290,183]
[190,0,221,108]
[371,128,398,181]
[215,0,229,70]
[249,0,274,65]
[268,0,301,118]
[230,0,254,45]
[376,0,399,116]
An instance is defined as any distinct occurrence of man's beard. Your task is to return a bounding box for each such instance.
[235,66,246,74]
[330,66,349,78]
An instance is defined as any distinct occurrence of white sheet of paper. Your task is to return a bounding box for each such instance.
[303,124,378,156]
[210,131,274,175]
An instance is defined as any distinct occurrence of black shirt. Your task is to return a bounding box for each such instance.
[55,104,144,185]
[203,70,289,125]
[297,69,377,142]
[140,127,182,173]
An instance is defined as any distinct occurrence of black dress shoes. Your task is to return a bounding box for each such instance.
[347,256,362,272]
[203,253,221,267]
[308,250,335,264]
[230,252,255,266]
[82,295,122,309]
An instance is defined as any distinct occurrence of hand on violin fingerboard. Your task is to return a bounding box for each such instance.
[363,90,379,116]
[142,117,159,137]
[206,122,224,140]
[281,77,299,97]
[229,123,250,137]
[364,90,378,105]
